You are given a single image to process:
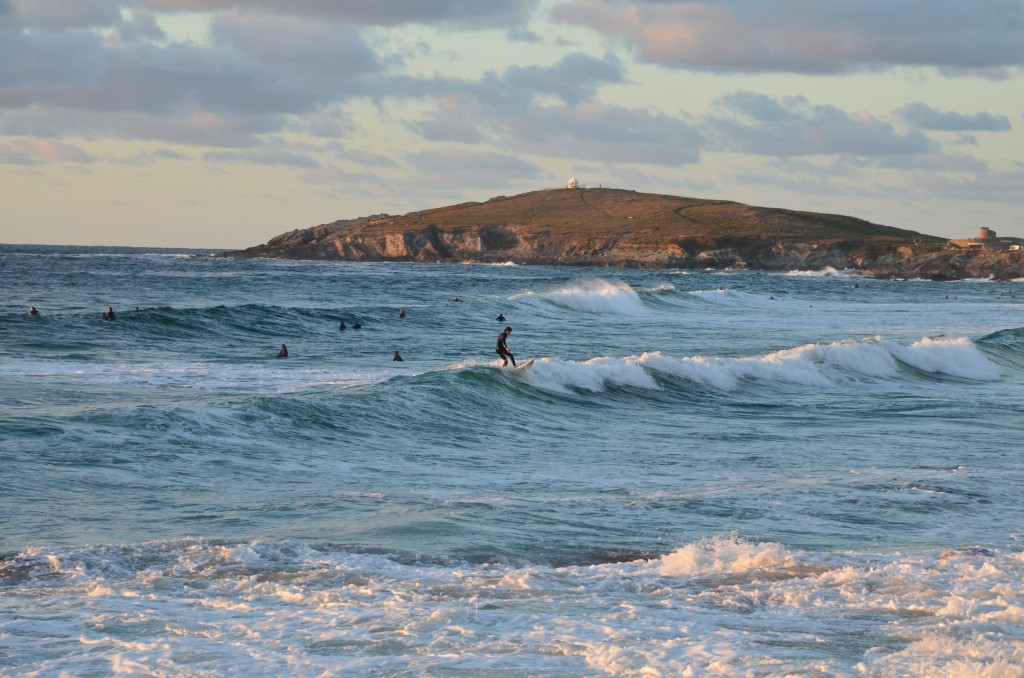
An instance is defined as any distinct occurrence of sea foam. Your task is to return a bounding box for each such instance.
[522,278,651,316]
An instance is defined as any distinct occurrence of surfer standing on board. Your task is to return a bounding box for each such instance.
[496,326,516,367]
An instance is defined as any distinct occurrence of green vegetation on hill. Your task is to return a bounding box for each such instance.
[348,188,938,246]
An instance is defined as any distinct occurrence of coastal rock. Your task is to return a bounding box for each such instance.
[221,188,1024,281]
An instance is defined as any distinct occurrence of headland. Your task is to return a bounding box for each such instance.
[219,188,1024,280]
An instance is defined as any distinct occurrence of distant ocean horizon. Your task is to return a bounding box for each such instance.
[2,246,1022,676]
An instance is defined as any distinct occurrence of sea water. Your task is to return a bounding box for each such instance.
[1,245,1023,676]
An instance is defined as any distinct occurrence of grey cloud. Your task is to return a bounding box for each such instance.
[711,91,936,156]
[144,0,539,29]
[0,141,39,164]
[211,11,381,78]
[507,102,702,165]
[895,102,1012,132]
[154,148,190,159]
[484,53,625,107]
[877,152,989,172]
[406,55,701,165]
[203,148,320,167]
[555,0,1024,75]
[8,0,123,30]
[0,10,386,148]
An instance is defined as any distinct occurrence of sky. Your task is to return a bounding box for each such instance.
[1,0,1022,248]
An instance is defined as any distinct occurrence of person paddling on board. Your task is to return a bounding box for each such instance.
[496,313,505,321]
[276,343,288,358]
[496,326,516,367]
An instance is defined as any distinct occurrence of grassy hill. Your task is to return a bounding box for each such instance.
[340,188,939,246]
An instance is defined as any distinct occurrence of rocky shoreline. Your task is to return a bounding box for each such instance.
[220,189,1024,281]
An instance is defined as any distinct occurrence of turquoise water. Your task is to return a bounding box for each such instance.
[2,246,1023,675]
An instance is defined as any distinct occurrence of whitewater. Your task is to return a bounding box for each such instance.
[2,245,1023,676]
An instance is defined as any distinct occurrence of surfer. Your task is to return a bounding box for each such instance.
[496,313,505,321]
[339,320,346,331]
[276,344,288,358]
[399,309,406,318]
[102,306,116,321]
[393,350,404,362]
[496,326,516,367]
[29,306,39,316]
[451,297,464,303]
[353,320,362,329]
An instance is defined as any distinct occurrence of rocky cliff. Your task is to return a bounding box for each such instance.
[221,188,1024,280]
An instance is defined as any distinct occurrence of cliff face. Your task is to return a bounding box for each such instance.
[221,188,1024,280]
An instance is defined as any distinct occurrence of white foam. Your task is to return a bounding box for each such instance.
[521,278,652,316]
[786,266,845,277]
[889,336,1003,380]
[5,537,1023,676]
[501,334,1002,396]
[0,361,402,393]
[521,357,659,393]
[655,536,795,576]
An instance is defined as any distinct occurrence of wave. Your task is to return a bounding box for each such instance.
[518,278,652,317]
[2,334,1009,400]
[785,266,848,277]
[517,335,1004,395]
[3,535,1021,676]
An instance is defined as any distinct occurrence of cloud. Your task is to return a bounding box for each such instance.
[0,8,387,148]
[506,101,703,165]
[710,91,935,156]
[0,138,95,164]
[895,102,1012,132]
[143,0,540,29]
[405,53,700,166]
[203,147,321,168]
[555,0,1024,75]
[9,0,123,30]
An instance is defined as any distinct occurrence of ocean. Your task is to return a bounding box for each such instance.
[2,245,1022,676]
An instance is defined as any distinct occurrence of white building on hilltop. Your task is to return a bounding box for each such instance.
[567,176,585,189]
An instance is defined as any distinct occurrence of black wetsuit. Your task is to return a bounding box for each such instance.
[496,331,515,366]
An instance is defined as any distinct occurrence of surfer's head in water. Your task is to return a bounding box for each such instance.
[393,350,404,361]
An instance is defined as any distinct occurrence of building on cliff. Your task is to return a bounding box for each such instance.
[949,227,1024,251]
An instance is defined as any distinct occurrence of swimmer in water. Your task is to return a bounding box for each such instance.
[102,306,116,321]
[29,306,39,316]
[276,344,288,358]
[393,350,404,362]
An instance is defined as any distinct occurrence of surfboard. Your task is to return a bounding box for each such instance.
[515,358,535,370]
